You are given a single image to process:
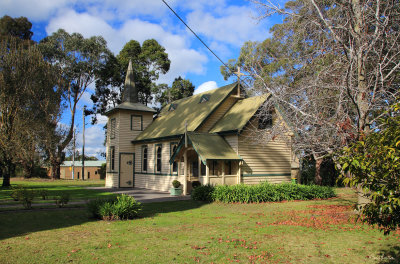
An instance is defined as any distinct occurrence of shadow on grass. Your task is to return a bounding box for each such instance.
[0,199,206,241]
[378,245,400,264]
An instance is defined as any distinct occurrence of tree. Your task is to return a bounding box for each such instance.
[153,76,195,109]
[91,39,170,118]
[0,38,62,186]
[39,29,111,179]
[338,101,400,234]
[223,0,400,184]
[0,15,33,41]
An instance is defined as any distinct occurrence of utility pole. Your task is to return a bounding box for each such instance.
[72,128,76,180]
[82,106,86,180]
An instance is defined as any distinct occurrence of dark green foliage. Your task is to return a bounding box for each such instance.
[192,182,335,203]
[300,156,341,186]
[0,15,33,40]
[191,184,215,202]
[338,101,400,234]
[87,195,142,220]
[191,181,201,189]
[17,188,35,209]
[87,197,117,219]
[10,186,24,201]
[37,189,49,200]
[54,193,70,208]
[98,163,106,180]
[153,76,195,109]
[172,180,181,188]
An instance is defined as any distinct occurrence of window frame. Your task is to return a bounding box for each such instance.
[110,146,115,171]
[170,142,178,174]
[141,145,148,173]
[258,110,274,130]
[131,115,143,131]
[110,118,116,139]
[155,144,162,173]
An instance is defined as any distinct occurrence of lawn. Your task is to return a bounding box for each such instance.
[0,178,116,209]
[0,188,399,263]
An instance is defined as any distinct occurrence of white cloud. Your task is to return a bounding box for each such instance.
[186,5,270,47]
[194,81,218,95]
[47,12,208,85]
[0,0,71,21]
[76,124,106,158]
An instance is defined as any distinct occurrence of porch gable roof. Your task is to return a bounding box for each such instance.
[170,132,242,165]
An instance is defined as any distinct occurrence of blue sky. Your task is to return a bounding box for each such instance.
[1,0,283,159]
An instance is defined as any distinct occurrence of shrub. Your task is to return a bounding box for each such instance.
[191,184,215,202]
[37,189,49,200]
[192,181,201,189]
[87,195,142,220]
[54,193,70,208]
[87,197,117,219]
[10,186,24,201]
[19,188,36,209]
[172,180,181,188]
[192,182,335,203]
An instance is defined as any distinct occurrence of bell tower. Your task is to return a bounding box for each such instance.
[103,60,156,188]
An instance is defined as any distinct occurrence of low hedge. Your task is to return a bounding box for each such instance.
[87,194,142,220]
[191,182,335,203]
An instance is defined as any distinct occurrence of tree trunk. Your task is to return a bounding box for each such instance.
[1,161,15,187]
[314,158,323,185]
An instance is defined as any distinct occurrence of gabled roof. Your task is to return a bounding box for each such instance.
[133,83,238,142]
[170,132,241,165]
[61,161,106,167]
[105,101,156,115]
[210,95,269,133]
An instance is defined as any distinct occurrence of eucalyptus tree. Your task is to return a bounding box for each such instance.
[91,39,170,120]
[39,29,112,179]
[153,76,195,109]
[223,0,400,183]
[0,38,61,186]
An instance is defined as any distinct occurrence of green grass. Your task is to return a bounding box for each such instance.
[0,188,399,263]
[0,179,116,209]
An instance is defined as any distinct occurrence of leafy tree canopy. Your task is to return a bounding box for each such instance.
[0,15,33,40]
[91,39,170,119]
[153,76,195,109]
[337,101,400,234]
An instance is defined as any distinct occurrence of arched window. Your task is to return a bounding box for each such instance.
[156,145,162,172]
[172,145,178,173]
[142,146,148,172]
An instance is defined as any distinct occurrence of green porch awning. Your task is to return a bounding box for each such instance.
[170,132,242,165]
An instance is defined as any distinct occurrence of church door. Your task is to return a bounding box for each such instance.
[119,153,134,188]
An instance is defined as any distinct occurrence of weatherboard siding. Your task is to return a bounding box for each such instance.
[224,134,238,153]
[133,139,180,191]
[238,123,292,184]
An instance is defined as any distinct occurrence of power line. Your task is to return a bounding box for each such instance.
[161,0,248,86]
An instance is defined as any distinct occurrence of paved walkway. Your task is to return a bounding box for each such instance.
[86,187,191,203]
[0,188,191,211]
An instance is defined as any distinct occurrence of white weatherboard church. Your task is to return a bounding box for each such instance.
[104,61,299,194]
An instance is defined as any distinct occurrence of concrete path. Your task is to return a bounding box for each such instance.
[0,188,191,211]
[86,187,191,203]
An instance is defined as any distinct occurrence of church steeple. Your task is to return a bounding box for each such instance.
[122,59,138,103]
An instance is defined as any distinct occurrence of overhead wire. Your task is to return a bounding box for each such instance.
[161,0,250,87]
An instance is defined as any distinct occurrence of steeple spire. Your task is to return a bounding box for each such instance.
[122,59,138,103]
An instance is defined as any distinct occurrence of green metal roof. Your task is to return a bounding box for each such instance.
[134,83,238,142]
[105,101,156,115]
[170,132,241,165]
[61,161,106,167]
[210,95,269,133]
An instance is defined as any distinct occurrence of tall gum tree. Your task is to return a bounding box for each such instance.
[0,38,61,186]
[223,0,400,184]
[91,39,170,119]
[39,29,112,179]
